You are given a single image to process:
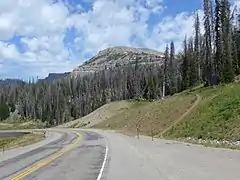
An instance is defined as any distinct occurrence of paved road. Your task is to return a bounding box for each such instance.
[0,129,106,180]
[0,128,240,180]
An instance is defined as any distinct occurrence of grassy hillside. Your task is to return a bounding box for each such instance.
[59,101,133,128]
[165,84,240,142]
[93,93,197,136]
[92,83,240,144]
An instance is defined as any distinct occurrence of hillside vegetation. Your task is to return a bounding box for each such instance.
[165,84,240,142]
[93,93,197,136]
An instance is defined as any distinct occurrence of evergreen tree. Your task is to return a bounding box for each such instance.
[162,45,169,99]
[194,12,202,83]
[232,8,240,74]
[181,37,190,90]
[188,37,198,86]
[214,0,223,76]
[203,0,214,83]
[169,41,177,94]
[221,0,235,82]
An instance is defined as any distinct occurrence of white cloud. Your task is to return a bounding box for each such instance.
[233,0,240,7]
[154,12,196,49]
[0,42,20,60]
[0,0,69,39]
[145,0,164,13]
[0,0,73,77]
[21,35,65,53]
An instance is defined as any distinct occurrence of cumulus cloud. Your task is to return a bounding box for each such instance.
[0,42,20,60]
[21,35,65,53]
[0,0,69,39]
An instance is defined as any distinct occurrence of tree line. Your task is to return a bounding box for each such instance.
[0,0,239,126]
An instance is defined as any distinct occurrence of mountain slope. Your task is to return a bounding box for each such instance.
[71,46,164,76]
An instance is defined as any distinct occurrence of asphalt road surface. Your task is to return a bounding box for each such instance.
[0,128,240,180]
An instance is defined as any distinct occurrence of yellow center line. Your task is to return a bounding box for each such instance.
[11,132,82,180]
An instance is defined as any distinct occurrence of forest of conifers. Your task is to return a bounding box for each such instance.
[0,0,239,126]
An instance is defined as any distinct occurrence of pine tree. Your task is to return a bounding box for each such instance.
[203,0,214,84]
[182,37,190,90]
[232,29,239,74]
[237,12,240,72]
[221,0,235,82]
[169,41,177,94]
[194,12,202,83]
[162,45,169,99]
[214,0,223,76]
[188,37,198,86]
[232,9,240,74]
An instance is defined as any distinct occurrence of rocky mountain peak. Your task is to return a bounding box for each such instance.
[72,46,164,77]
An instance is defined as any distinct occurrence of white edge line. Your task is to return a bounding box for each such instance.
[97,137,109,180]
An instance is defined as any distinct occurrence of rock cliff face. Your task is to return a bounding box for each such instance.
[71,46,164,76]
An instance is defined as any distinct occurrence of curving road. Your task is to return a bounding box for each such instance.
[0,129,107,180]
[0,128,240,180]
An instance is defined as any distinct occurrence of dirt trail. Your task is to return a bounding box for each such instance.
[160,94,201,137]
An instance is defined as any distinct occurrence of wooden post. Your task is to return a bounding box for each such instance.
[136,125,140,139]
[151,128,154,141]
[2,142,5,154]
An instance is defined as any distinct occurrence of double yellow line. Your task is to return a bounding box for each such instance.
[11,132,82,180]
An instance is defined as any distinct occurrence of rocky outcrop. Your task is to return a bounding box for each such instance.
[71,46,164,76]
[39,72,70,83]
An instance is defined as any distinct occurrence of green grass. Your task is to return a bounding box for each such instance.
[93,93,197,136]
[165,83,240,142]
[0,133,45,151]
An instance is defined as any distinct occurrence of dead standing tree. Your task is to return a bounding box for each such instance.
[135,110,141,139]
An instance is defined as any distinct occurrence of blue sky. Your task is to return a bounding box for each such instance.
[0,0,238,80]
